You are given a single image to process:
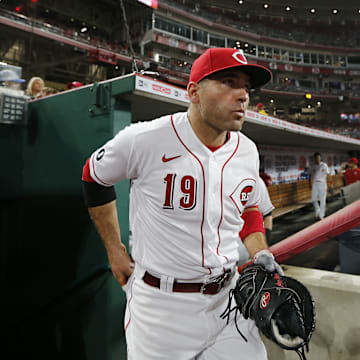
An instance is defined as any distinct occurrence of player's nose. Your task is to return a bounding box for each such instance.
[234,87,249,103]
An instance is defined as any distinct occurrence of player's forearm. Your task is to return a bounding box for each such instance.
[243,232,268,259]
[88,200,123,254]
[88,200,132,284]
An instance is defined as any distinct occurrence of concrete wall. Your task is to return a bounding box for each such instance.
[264,265,360,360]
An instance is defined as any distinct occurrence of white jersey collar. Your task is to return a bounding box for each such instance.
[171,112,239,159]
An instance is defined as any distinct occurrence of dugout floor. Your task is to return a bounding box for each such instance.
[270,195,345,272]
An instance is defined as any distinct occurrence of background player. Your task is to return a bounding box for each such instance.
[342,157,360,185]
[82,48,282,359]
[310,152,329,220]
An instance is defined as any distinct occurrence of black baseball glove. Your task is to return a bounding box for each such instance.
[221,264,315,360]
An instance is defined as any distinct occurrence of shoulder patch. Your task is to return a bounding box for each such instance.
[230,178,256,214]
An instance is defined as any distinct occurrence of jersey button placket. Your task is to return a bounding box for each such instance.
[207,158,218,221]
[207,158,222,254]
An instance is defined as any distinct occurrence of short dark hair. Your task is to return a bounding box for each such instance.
[314,152,321,158]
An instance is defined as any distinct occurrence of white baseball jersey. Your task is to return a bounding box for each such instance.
[89,112,261,280]
[311,162,329,183]
[258,177,274,216]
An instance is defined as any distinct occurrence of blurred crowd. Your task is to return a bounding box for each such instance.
[253,102,360,140]
[0,8,131,60]
[0,68,84,98]
[165,0,360,48]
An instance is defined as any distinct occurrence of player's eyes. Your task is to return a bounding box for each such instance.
[223,78,234,85]
[223,78,250,92]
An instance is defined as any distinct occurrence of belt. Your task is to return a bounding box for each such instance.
[142,270,233,295]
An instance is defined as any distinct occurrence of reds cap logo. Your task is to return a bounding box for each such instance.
[232,50,247,65]
[260,292,270,309]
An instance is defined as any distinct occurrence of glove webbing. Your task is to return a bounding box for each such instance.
[221,269,310,360]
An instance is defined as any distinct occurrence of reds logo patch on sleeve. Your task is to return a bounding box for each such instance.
[240,186,253,206]
[229,178,256,214]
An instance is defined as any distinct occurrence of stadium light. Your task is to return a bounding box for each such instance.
[285,6,291,12]
[238,0,244,4]
[80,27,88,33]
[305,93,312,99]
[332,9,338,14]
[263,4,269,9]
[310,8,316,14]
[270,99,274,103]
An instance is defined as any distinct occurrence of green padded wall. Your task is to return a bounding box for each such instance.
[0,79,134,359]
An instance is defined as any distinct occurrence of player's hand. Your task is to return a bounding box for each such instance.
[108,243,134,286]
[253,249,284,275]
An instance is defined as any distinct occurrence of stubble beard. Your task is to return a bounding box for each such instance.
[200,104,244,134]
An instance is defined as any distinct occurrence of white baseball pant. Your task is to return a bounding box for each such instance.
[123,265,267,360]
[312,182,327,219]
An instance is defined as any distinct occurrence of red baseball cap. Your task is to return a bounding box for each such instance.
[189,48,272,89]
[348,157,358,165]
[67,81,83,89]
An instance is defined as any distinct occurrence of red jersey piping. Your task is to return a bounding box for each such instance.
[124,276,135,332]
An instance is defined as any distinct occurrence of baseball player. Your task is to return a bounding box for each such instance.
[310,152,329,220]
[82,48,282,359]
[342,157,360,185]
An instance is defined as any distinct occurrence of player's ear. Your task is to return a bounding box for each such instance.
[187,81,201,104]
